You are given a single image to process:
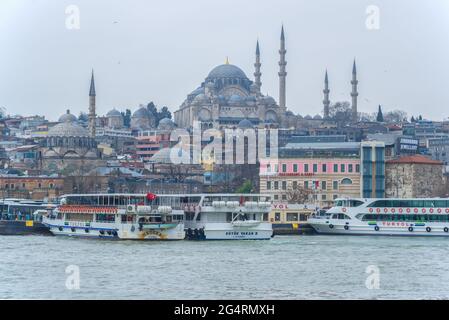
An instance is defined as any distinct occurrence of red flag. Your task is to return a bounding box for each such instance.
[146,192,157,201]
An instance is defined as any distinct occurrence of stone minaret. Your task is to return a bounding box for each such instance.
[89,70,96,137]
[323,70,330,119]
[254,40,262,94]
[278,26,287,109]
[351,59,358,122]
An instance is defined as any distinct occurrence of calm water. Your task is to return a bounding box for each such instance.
[1,235,449,299]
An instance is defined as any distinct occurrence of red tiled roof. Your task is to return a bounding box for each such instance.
[387,154,443,165]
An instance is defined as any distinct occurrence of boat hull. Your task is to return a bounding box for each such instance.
[44,219,185,240]
[0,220,52,236]
[186,222,273,240]
[309,220,449,236]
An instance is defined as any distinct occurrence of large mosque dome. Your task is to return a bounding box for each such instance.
[48,121,90,137]
[206,64,249,80]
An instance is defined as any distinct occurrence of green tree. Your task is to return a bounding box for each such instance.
[236,180,252,193]
[121,109,131,127]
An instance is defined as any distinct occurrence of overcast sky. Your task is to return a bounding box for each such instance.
[1,0,448,121]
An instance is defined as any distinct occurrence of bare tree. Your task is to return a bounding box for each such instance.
[286,184,312,204]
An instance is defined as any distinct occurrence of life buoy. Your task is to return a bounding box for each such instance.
[399,208,403,213]
[406,208,411,213]
[374,226,379,231]
[444,227,449,233]
[408,227,413,232]
[391,208,395,213]
[342,208,347,213]
[429,208,434,213]
[58,226,63,232]
[344,225,349,230]
[329,224,334,229]
[437,209,442,213]
[422,209,426,213]
[446,209,449,213]
[414,208,418,213]
[426,227,431,233]
[85,228,89,233]
[369,208,373,213]
[376,208,381,213]
[384,208,388,213]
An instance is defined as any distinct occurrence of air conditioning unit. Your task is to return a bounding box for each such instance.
[127,205,136,213]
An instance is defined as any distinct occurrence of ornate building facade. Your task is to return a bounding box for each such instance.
[174,28,289,129]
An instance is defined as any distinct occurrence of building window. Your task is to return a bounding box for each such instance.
[38,183,42,188]
[282,181,287,190]
[267,164,271,172]
[333,194,338,200]
[333,164,338,172]
[340,164,345,173]
[293,164,298,173]
[50,183,54,189]
[282,164,287,173]
[275,212,281,221]
[322,194,327,200]
[5,184,9,189]
[348,164,353,173]
[22,183,26,188]
[356,164,360,173]
[282,194,287,200]
[274,181,279,190]
[304,164,309,173]
[267,181,271,190]
[341,178,352,185]
[286,213,298,221]
[274,195,279,200]
[321,181,327,190]
[293,181,298,189]
[304,181,309,189]
[322,164,327,173]
[313,164,318,173]
[333,181,338,190]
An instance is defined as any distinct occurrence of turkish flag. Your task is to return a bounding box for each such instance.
[146,193,157,201]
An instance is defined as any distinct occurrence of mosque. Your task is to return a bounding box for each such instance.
[174,27,289,130]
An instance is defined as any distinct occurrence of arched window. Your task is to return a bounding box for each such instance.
[341,178,353,185]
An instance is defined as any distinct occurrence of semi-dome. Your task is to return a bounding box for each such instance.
[228,94,243,105]
[238,119,253,129]
[192,93,210,105]
[107,108,122,117]
[263,96,276,105]
[48,121,90,137]
[206,64,248,80]
[58,109,77,123]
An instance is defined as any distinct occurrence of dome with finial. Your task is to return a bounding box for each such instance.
[206,64,248,81]
[107,108,122,117]
[132,106,151,118]
[58,109,77,123]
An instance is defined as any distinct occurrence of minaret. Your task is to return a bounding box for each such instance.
[254,40,262,94]
[323,70,330,119]
[351,59,358,122]
[278,25,287,109]
[89,70,96,137]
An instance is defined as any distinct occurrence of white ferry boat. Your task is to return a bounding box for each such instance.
[43,193,273,240]
[43,194,185,240]
[308,198,449,236]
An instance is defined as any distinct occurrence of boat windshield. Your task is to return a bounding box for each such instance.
[334,199,364,207]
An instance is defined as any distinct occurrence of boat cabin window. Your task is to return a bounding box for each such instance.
[368,200,449,208]
[95,214,115,223]
[331,213,351,220]
[334,200,364,207]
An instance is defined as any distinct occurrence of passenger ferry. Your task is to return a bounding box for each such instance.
[308,198,449,236]
[43,193,185,240]
[43,193,273,240]
[0,199,56,235]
